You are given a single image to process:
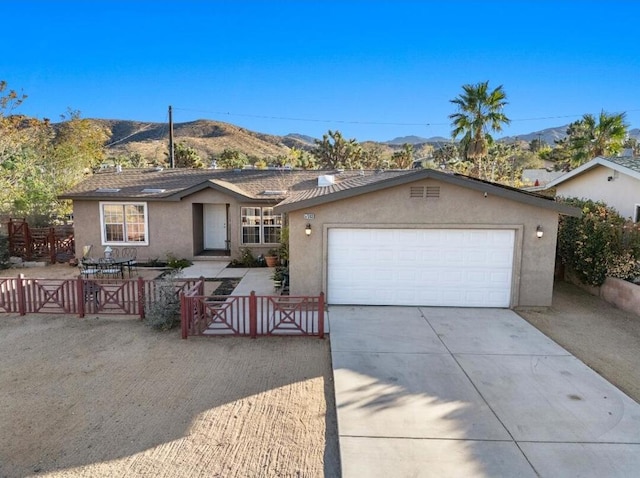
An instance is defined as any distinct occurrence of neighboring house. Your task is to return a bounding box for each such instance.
[521,168,564,188]
[544,156,640,221]
[61,167,579,308]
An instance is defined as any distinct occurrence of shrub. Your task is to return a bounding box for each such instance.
[166,253,193,270]
[558,198,640,286]
[0,235,9,270]
[229,247,259,267]
[145,270,182,330]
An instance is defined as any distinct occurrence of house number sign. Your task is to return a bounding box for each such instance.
[303,213,315,220]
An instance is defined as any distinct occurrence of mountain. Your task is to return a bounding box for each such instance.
[386,135,450,145]
[500,126,568,145]
[93,118,639,163]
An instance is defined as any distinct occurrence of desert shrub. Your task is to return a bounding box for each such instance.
[145,270,182,330]
[0,235,9,269]
[558,198,640,286]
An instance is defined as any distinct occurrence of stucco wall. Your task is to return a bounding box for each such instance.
[287,178,560,307]
[72,189,280,261]
[556,166,640,220]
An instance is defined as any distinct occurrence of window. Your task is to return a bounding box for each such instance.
[241,207,282,244]
[100,202,148,245]
[635,204,640,223]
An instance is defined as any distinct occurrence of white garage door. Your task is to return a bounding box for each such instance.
[327,228,515,307]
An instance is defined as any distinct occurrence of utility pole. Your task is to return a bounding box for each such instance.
[168,105,175,168]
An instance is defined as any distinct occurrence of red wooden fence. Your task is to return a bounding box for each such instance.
[0,276,202,318]
[181,290,325,339]
[7,218,75,264]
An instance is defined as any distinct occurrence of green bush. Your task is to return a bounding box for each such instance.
[558,198,640,286]
[166,253,193,270]
[230,247,259,267]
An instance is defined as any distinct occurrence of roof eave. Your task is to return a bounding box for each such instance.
[275,169,579,216]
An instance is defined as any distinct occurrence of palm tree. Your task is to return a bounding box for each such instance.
[449,81,510,179]
[568,111,628,168]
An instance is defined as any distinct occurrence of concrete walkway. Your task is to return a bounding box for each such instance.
[180,260,275,295]
[330,306,640,477]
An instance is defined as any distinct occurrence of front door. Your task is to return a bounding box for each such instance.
[203,204,227,249]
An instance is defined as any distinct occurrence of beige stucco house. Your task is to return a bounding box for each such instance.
[545,156,640,221]
[61,167,579,308]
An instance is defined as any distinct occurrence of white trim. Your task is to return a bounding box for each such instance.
[546,157,640,189]
[240,206,282,246]
[99,201,149,246]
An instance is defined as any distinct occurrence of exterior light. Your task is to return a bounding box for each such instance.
[104,246,113,258]
[536,226,544,239]
[305,223,312,236]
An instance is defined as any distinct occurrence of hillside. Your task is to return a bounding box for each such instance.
[93,119,640,165]
[98,119,300,163]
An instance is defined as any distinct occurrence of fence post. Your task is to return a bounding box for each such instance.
[137,276,145,320]
[318,292,325,339]
[180,292,188,339]
[249,291,257,338]
[199,276,205,295]
[77,277,85,318]
[48,227,56,264]
[16,274,26,316]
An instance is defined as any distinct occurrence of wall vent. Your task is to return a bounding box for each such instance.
[425,186,440,198]
[410,186,424,198]
[410,186,440,199]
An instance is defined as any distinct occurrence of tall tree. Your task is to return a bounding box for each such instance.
[566,111,628,168]
[390,143,414,169]
[312,130,363,169]
[449,81,510,179]
[172,142,205,168]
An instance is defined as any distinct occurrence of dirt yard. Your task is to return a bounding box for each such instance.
[0,265,340,478]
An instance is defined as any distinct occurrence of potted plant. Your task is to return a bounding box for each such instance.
[265,248,279,267]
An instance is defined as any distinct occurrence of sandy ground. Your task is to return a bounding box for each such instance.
[4,265,640,477]
[517,280,640,404]
[0,264,340,478]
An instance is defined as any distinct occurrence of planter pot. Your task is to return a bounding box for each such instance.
[265,256,278,267]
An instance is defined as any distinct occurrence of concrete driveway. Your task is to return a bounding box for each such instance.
[330,306,640,477]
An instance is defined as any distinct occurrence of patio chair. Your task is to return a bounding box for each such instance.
[121,247,138,276]
[78,262,99,278]
[98,258,122,279]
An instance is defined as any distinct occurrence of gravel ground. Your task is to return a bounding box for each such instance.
[517,280,640,404]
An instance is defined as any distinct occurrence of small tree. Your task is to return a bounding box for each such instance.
[557,198,640,286]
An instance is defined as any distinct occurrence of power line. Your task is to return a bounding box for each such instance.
[172,106,640,129]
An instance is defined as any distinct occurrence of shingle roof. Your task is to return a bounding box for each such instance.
[605,155,640,173]
[59,166,580,216]
[58,167,411,202]
[275,168,581,216]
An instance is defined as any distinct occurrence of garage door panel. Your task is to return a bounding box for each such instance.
[328,228,514,307]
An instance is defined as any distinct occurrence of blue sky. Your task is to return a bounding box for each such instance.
[4,0,640,142]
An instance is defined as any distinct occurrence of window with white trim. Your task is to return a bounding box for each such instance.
[100,202,149,245]
[241,207,282,244]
